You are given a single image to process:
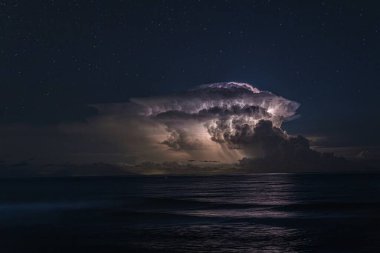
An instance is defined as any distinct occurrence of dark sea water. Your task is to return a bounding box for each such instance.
[1,174,380,253]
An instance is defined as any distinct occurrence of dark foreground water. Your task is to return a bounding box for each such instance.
[1,174,380,253]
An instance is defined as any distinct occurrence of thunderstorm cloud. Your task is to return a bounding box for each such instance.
[0,81,360,174]
[129,82,300,160]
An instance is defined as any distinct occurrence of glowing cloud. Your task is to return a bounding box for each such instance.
[0,81,358,174]
[128,82,300,161]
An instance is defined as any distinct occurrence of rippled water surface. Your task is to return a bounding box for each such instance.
[1,174,380,252]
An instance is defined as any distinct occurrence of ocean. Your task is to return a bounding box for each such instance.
[0,174,379,252]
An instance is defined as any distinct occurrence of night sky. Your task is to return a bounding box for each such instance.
[1,0,380,152]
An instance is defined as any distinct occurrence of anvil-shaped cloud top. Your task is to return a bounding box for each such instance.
[132,82,299,126]
[195,82,261,93]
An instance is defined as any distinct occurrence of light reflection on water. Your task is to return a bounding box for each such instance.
[177,208,296,219]
[166,176,300,221]
[1,174,380,252]
[130,224,305,253]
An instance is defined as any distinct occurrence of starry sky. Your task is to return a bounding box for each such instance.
[1,0,380,150]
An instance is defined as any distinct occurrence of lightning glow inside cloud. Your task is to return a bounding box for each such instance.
[125,82,300,161]
[1,81,356,175]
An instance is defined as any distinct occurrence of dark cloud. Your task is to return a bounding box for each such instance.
[208,119,288,152]
[237,120,366,172]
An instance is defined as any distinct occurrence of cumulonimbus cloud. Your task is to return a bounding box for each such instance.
[129,82,300,159]
[0,81,365,174]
